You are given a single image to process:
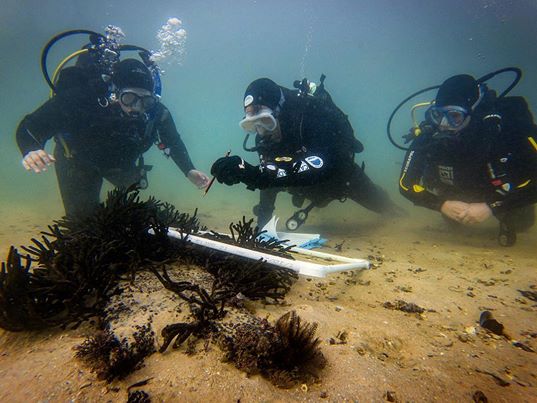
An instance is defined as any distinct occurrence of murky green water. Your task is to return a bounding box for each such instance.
[1,0,536,244]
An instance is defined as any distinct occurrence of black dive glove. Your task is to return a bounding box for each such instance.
[211,155,260,187]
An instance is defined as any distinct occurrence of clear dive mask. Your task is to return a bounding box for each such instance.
[119,90,158,110]
[427,105,470,132]
[239,106,278,134]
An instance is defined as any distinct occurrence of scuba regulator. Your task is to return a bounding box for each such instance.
[41,26,162,103]
[293,74,326,97]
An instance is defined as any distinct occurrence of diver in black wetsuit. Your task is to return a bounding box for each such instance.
[398,74,537,246]
[16,58,210,217]
[210,77,402,229]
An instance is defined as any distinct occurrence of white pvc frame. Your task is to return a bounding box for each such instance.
[165,228,370,278]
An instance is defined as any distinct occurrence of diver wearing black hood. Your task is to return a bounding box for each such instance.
[16,58,210,217]
[399,74,537,246]
[211,77,403,229]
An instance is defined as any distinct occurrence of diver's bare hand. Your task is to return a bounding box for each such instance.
[187,169,211,189]
[461,202,492,224]
[22,149,55,173]
[440,200,471,223]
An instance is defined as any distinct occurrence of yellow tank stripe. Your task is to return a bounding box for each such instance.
[529,136,537,151]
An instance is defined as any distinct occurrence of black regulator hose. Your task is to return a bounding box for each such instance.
[386,85,439,151]
[477,67,522,98]
[41,29,104,92]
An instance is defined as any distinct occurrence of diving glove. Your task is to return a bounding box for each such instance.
[211,155,259,187]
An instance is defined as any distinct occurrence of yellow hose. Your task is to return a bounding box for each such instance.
[49,49,89,158]
[49,48,88,98]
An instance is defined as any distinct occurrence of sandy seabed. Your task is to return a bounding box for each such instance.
[0,201,535,403]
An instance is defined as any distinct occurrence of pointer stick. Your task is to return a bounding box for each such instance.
[203,150,231,196]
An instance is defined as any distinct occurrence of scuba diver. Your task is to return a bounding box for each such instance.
[392,69,537,246]
[16,28,209,217]
[210,76,403,230]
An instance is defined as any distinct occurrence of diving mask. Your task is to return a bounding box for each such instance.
[239,106,278,134]
[428,105,470,131]
[119,90,158,110]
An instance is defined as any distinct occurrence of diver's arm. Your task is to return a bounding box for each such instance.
[487,133,537,215]
[399,142,445,211]
[16,99,64,156]
[155,105,196,175]
[255,150,335,189]
[490,181,537,215]
[211,150,335,190]
[16,99,66,172]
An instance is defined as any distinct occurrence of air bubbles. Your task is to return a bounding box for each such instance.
[299,2,318,78]
[105,25,125,42]
[150,17,187,65]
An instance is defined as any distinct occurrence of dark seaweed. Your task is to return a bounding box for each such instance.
[1,186,314,386]
[0,247,48,331]
[221,311,326,388]
[156,217,298,305]
[205,257,297,303]
[383,300,426,314]
[151,265,224,352]
[207,216,293,258]
[0,186,200,331]
[127,390,151,403]
[152,249,298,353]
[201,218,298,302]
[473,390,488,403]
[74,324,155,382]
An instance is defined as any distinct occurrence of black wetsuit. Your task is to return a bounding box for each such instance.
[16,69,195,217]
[249,88,398,226]
[399,96,537,233]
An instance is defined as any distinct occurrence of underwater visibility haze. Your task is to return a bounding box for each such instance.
[0,0,536,401]
[2,0,537,223]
